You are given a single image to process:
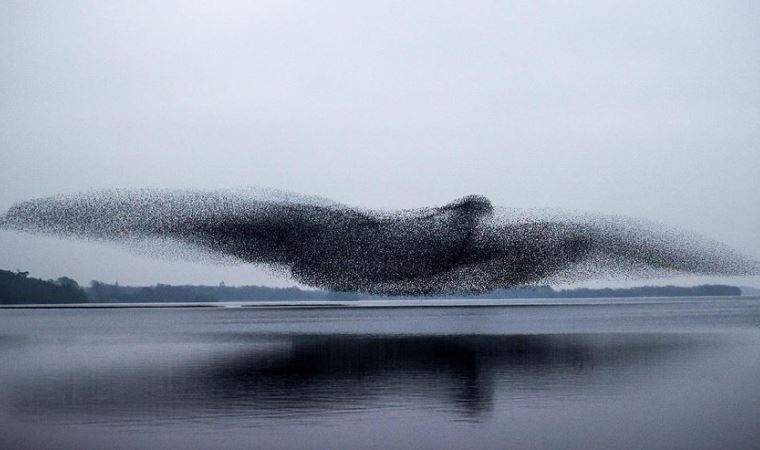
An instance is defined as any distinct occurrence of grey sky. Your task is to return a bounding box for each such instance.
[1,0,759,287]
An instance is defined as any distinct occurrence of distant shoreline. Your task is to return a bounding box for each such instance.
[1,269,753,306]
[1,296,755,310]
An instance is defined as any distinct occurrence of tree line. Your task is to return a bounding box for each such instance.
[0,268,744,304]
[0,269,89,304]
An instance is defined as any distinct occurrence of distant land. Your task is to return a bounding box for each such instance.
[0,269,89,304]
[0,269,753,305]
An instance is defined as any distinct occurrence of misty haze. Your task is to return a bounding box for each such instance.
[1,1,760,449]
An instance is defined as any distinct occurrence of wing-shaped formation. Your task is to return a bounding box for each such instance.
[1,188,757,295]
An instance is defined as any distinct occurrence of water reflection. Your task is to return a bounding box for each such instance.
[8,332,719,425]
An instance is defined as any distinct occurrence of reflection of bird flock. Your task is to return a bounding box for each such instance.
[1,188,757,295]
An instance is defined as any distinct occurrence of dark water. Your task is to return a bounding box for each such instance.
[1,298,760,449]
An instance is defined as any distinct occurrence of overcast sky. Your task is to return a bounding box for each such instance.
[1,0,759,287]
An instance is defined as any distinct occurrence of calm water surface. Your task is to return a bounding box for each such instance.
[1,297,760,449]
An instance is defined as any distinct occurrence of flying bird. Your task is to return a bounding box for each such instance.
[1,188,756,295]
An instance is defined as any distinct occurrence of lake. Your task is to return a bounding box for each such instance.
[1,297,760,449]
